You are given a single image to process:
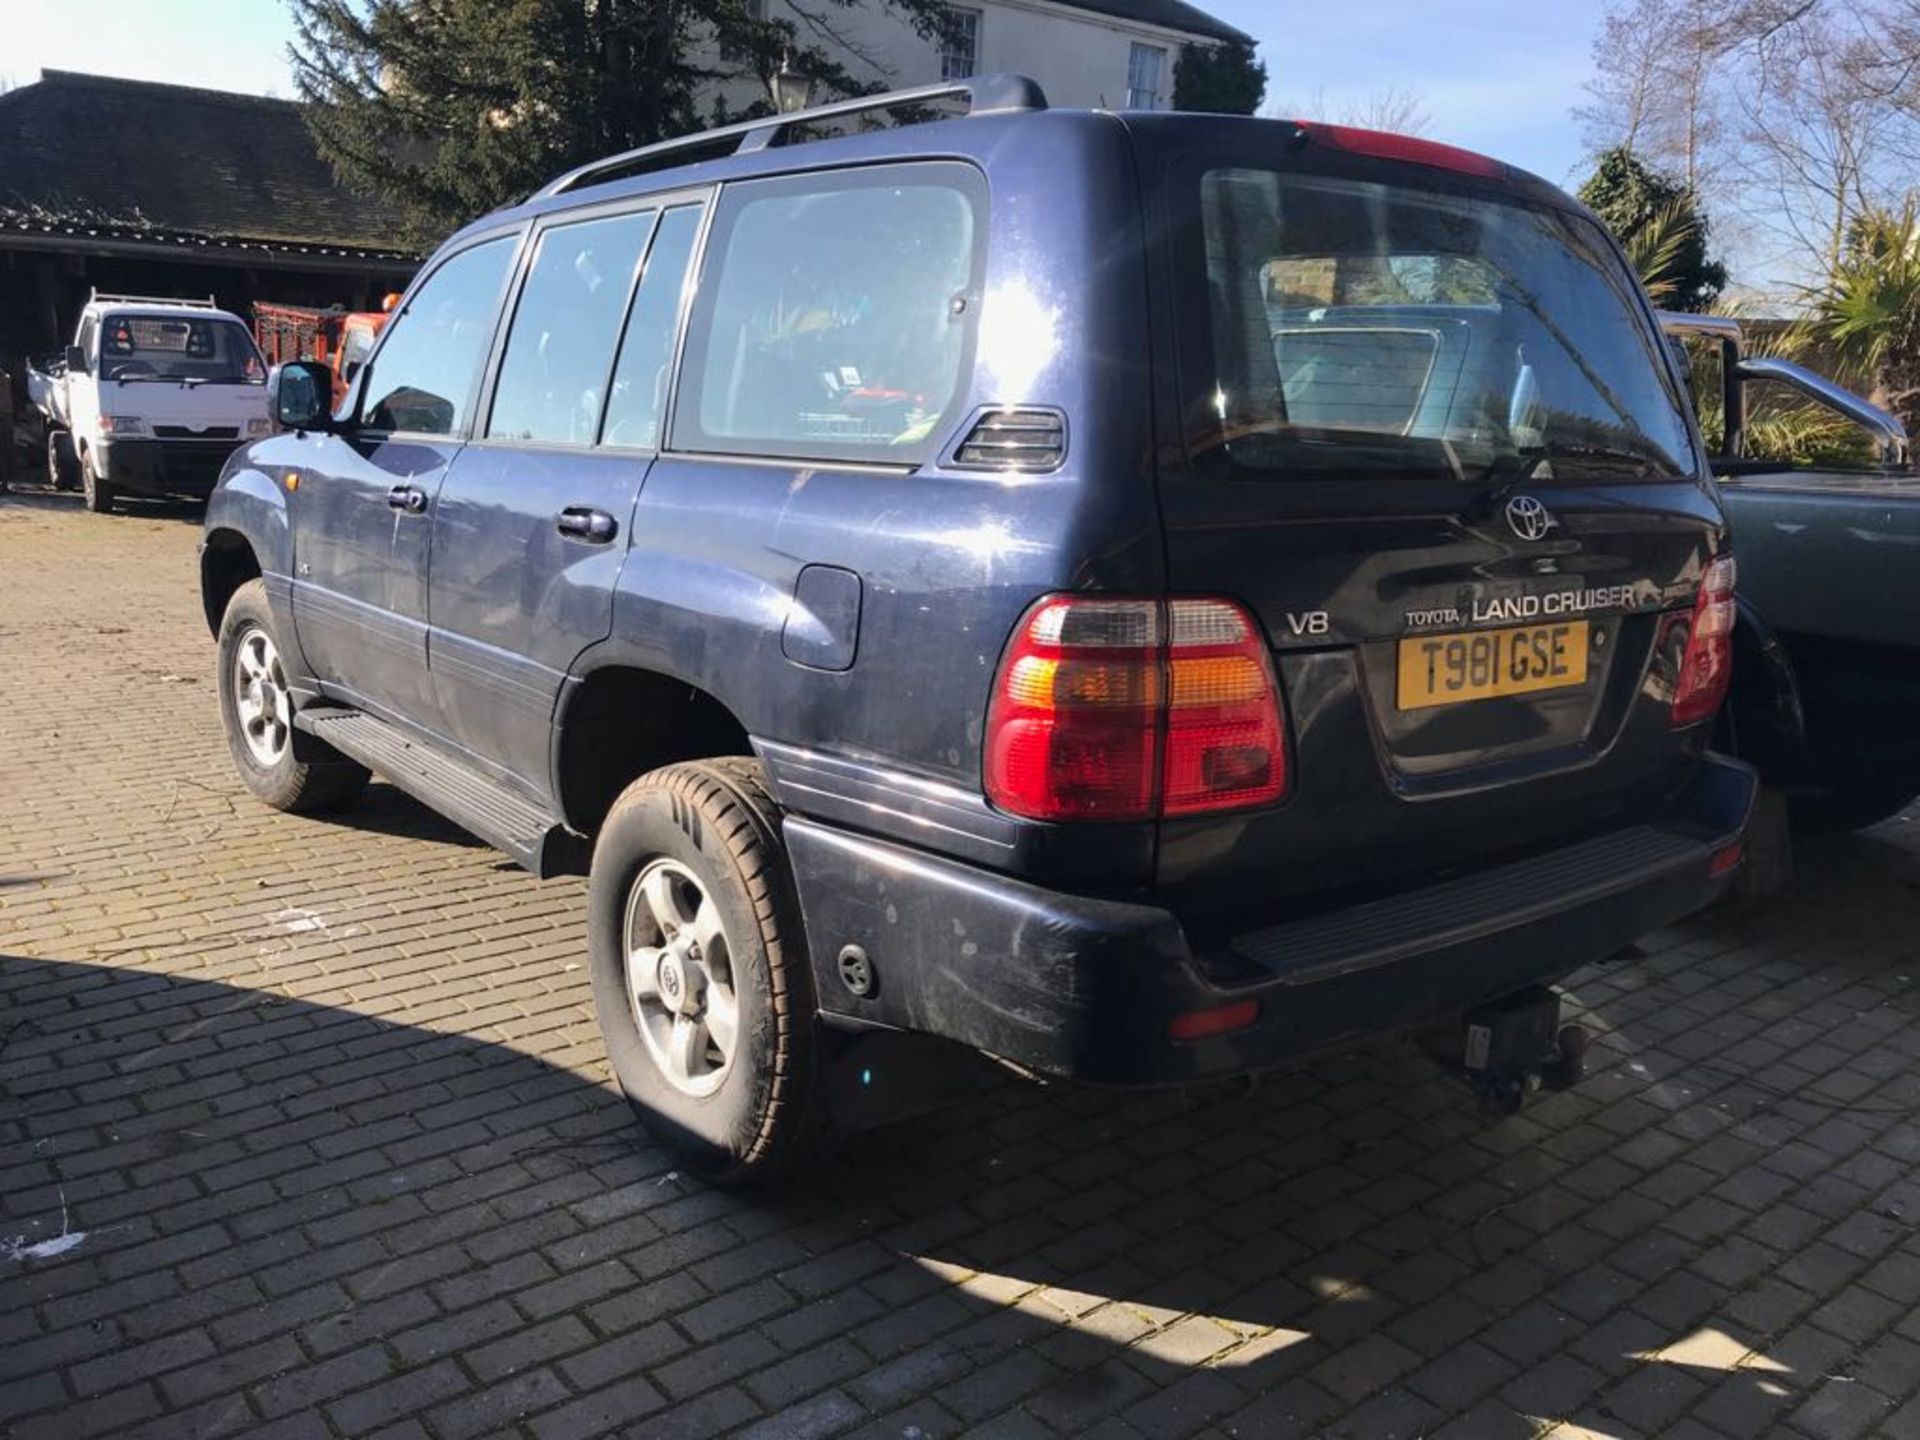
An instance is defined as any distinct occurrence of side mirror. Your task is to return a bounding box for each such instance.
[272,359,333,432]
[65,344,86,374]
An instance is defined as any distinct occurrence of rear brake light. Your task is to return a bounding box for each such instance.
[985,595,1288,821]
[1667,555,1737,727]
[1170,1000,1260,1042]
[1291,121,1508,181]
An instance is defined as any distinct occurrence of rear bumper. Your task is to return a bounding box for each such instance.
[96,438,236,498]
[785,753,1756,1085]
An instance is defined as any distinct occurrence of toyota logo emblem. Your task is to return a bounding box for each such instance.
[1505,494,1556,542]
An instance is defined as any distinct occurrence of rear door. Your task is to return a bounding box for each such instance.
[290,232,520,725]
[425,197,705,796]
[1139,130,1726,916]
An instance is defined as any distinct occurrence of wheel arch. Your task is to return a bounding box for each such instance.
[199,463,294,635]
[200,527,263,636]
[1720,596,1809,779]
[553,662,755,836]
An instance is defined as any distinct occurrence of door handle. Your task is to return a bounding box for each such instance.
[387,484,428,514]
[556,506,618,543]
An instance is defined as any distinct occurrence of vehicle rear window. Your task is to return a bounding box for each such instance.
[1191,169,1696,483]
[671,163,984,465]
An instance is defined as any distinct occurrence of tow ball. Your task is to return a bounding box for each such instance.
[1422,987,1592,1117]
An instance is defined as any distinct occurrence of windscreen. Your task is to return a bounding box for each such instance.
[99,313,266,385]
[1195,170,1696,482]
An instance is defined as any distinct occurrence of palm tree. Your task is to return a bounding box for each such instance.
[1804,199,1920,440]
[1624,199,1706,308]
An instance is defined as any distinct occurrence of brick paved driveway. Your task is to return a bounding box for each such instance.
[4,489,1920,1440]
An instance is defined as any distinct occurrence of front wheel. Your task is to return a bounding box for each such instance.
[80,451,114,513]
[587,758,829,1182]
[216,579,369,812]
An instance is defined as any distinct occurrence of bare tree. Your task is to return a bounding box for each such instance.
[1268,86,1435,136]
[1580,0,1736,191]
[1724,3,1916,281]
[1577,0,1920,288]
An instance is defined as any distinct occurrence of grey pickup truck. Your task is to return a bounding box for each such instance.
[1663,313,1919,839]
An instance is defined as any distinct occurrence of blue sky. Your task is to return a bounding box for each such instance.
[3,0,1607,188]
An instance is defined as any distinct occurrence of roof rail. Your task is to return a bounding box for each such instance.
[535,73,1048,200]
[89,289,220,309]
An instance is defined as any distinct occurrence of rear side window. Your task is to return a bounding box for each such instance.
[672,163,984,464]
[364,235,517,436]
[488,211,657,445]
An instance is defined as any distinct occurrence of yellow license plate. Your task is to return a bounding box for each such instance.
[1397,621,1590,711]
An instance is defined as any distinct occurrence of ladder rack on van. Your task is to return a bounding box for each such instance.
[535,73,1049,200]
[89,290,220,309]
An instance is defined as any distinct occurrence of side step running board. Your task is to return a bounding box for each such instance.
[297,708,573,877]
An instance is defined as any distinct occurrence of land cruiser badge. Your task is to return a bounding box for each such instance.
[1506,495,1556,541]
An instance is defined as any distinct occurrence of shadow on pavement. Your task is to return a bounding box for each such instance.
[1,822,1916,1438]
[0,480,207,524]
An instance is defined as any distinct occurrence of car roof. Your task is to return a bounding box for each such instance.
[429,76,1585,259]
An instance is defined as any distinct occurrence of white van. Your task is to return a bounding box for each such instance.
[39,292,274,513]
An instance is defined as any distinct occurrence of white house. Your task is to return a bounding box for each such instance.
[737,0,1252,113]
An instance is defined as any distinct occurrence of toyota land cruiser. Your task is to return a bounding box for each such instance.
[200,77,1755,1180]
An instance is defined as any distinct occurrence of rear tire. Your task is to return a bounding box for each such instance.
[80,450,114,513]
[587,758,830,1183]
[216,579,369,813]
[47,430,79,491]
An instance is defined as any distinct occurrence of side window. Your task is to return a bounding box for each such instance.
[600,205,702,450]
[487,211,657,445]
[363,235,517,436]
[672,164,984,464]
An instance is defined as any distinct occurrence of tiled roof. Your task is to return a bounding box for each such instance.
[0,70,415,261]
[1054,0,1254,45]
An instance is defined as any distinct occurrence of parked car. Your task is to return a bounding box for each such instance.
[1662,312,1918,841]
[254,299,395,410]
[32,291,273,512]
[201,78,1755,1179]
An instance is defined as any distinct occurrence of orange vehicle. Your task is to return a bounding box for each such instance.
[253,297,395,408]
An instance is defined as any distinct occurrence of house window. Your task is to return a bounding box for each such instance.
[940,7,980,81]
[1127,43,1166,109]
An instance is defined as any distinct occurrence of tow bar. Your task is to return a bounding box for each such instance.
[1422,986,1592,1116]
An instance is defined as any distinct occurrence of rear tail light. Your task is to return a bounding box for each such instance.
[1666,555,1737,727]
[985,595,1288,821]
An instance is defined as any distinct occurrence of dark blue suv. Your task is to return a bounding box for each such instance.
[201,76,1755,1179]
